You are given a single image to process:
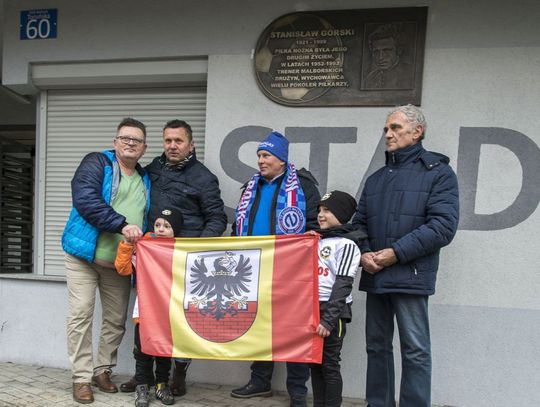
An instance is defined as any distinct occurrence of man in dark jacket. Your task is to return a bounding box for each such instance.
[123,119,226,396]
[352,105,459,407]
[62,118,151,404]
[230,131,320,407]
[145,119,227,237]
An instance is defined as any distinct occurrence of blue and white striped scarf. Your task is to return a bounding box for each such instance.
[235,163,306,236]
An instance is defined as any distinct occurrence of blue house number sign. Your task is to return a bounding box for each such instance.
[20,9,58,40]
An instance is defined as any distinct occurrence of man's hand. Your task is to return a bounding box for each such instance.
[316,324,331,338]
[373,248,398,268]
[122,224,143,244]
[361,252,383,274]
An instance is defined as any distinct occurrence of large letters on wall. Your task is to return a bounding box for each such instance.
[457,127,540,230]
[220,126,540,231]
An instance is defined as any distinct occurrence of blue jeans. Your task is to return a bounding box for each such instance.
[250,361,309,397]
[365,293,431,407]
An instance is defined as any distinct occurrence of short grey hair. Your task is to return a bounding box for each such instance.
[387,104,427,140]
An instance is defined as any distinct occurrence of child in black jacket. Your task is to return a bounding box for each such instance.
[311,191,364,407]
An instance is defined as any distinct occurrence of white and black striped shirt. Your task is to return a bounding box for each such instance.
[317,236,361,302]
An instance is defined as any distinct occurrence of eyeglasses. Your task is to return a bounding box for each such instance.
[116,135,145,145]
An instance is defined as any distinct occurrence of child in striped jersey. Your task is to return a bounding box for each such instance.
[311,190,364,407]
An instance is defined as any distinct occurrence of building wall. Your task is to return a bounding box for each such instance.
[1,1,539,406]
[0,91,35,124]
[0,0,36,125]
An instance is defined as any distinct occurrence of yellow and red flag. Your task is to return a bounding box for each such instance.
[136,234,323,363]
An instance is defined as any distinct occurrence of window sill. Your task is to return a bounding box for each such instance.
[0,273,66,282]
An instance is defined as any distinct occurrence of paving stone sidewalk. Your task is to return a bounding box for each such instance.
[0,362,366,407]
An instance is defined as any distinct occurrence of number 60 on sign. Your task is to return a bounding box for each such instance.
[20,9,58,40]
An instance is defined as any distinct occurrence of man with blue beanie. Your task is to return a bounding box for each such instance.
[231,131,321,407]
[257,131,289,162]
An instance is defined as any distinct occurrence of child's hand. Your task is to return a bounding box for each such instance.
[316,324,331,337]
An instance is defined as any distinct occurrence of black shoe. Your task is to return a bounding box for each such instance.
[231,381,273,398]
[120,376,137,393]
[171,361,189,397]
[290,395,307,407]
[155,382,175,405]
[135,384,150,407]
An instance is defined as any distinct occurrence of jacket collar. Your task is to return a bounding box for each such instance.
[314,224,368,245]
[105,149,146,177]
[157,150,197,170]
[385,142,424,167]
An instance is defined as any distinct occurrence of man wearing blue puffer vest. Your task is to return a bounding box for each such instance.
[352,105,459,407]
[62,118,151,404]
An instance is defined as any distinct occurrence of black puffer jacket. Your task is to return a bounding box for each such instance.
[146,153,227,237]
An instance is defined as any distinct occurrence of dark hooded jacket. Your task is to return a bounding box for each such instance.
[352,142,459,295]
[145,152,227,237]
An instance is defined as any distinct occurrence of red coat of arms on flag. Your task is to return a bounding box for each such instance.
[184,249,261,342]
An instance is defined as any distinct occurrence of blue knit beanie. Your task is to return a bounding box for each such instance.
[257,131,289,163]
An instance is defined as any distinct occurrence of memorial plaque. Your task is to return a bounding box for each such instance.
[254,7,427,106]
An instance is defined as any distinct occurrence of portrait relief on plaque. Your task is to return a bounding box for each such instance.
[361,23,417,90]
[254,7,427,107]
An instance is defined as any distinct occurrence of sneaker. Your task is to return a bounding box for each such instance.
[155,382,174,405]
[230,381,273,398]
[135,384,150,407]
[290,394,307,407]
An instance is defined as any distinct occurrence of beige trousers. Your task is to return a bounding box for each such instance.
[65,253,131,383]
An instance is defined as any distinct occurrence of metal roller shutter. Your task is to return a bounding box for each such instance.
[43,87,207,276]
